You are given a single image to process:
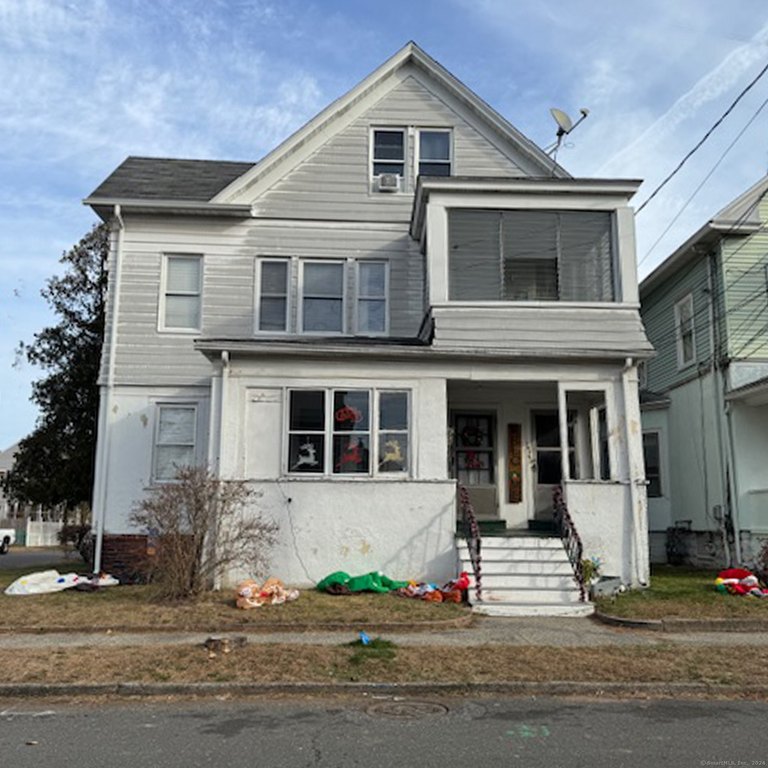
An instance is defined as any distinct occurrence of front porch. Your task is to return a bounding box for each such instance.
[449,375,648,614]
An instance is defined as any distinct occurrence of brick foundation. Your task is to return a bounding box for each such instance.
[99,533,156,583]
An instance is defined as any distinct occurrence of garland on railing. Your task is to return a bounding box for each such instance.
[458,483,482,602]
[552,485,586,602]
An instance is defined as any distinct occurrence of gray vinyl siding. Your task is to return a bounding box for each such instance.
[429,305,652,357]
[255,68,529,222]
[641,255,712,393]
[722,200,768,360]
[110,215,424,386]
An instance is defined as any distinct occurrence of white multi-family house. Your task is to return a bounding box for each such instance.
[85,42,652,614]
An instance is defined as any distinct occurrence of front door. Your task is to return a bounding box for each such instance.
[531,410,575,520]
[452,413,497,518]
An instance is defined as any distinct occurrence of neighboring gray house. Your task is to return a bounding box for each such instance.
[85,42,652,614]
[640,175,768,567]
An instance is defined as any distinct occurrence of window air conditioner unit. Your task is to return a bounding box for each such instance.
[376,173,401,192]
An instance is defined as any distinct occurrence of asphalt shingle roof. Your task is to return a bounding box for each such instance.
[87,156,256,202]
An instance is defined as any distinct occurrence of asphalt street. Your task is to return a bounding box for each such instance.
[1,695,766,767]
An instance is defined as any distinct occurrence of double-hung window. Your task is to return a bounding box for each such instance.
[356,261,387,334]
[162,255,202,331]
[372,129,405,179]
[301,261,345,333]
[675,294,695,367]
[287,389,409,476]
[258,259,290,332]
[153,404,197,482]
[418,129,451,177]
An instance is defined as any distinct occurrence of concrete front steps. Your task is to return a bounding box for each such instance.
[457,534,594,617]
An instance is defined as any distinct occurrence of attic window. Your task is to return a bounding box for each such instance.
[418,130,451,176]
[372,129,405,178]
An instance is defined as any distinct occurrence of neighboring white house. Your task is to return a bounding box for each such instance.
[640,176,768,568]
[85,42,652,611]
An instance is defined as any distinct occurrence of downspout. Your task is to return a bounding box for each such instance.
[211,350,229,591]
[93,204,124,574]
[707,253,731,565]
[622,356,648,586]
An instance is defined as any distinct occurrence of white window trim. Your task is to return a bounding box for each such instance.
[416,128,453,178]
[158,253,203,334]
[298,260,347,335]
[370,126,407,190]
[284,387,410,478]
[152,403,198,484]
[675,293,696,369]
[255,257,292,334]
[355,259,389,336]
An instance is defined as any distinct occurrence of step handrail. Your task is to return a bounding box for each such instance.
[458,483,482,601]
[552,485,586,602]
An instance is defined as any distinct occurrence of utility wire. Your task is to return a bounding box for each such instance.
[636,60,768,215]
[638,93,768,268]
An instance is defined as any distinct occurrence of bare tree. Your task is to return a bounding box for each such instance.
[131,466,279,600]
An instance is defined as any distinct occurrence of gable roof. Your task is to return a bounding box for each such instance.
[212,41,568,203]
[85,156,256,203]
[641,174,768,296]
[84,42,568,216]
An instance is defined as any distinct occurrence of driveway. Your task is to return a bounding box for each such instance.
[0,546,82,571]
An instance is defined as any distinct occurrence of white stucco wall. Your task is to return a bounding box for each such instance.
[564,481,630,582]
[230,479,457,586]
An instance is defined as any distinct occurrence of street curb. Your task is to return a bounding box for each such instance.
[594,611,768,633]
[2,680,768,699]
[0,614,474,636]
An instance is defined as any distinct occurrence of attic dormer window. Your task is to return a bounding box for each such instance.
[372,129,405,180]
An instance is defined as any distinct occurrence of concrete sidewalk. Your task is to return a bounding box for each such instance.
[3,615,768,650]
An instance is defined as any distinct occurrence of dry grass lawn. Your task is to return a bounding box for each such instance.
[5,643,768,687]
[595,566,768,620]
[0,561,469,631]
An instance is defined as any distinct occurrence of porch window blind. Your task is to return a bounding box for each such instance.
[448,209,614,302]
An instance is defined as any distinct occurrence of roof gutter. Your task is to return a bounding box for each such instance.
[83,197,253,220]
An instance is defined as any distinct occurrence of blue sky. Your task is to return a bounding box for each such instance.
[3,0,768,448]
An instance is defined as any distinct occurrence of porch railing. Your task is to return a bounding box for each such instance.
[458,483,482,602]
[552,485,586,602]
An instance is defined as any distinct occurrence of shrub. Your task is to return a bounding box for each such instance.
[130,466,279,601]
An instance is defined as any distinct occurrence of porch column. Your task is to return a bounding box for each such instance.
[557,383,570,482]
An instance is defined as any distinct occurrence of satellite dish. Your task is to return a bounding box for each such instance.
[545,106,590,160]
[550,108,573,136]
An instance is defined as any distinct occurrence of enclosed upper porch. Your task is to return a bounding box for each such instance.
[411,177,651,358]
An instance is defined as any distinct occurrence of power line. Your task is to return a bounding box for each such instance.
[638,93,768,268]
[636,60,768,215]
